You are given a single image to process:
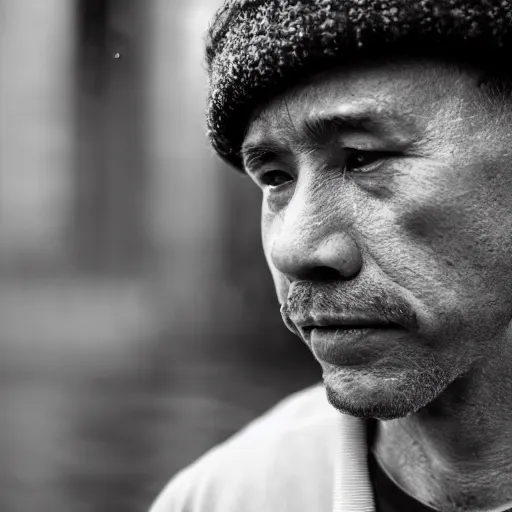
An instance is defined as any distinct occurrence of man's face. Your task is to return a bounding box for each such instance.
[241,60,512,420]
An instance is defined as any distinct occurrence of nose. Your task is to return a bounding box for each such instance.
[270,199,363,282]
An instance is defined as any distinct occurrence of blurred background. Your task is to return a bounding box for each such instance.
[0,1,320,510]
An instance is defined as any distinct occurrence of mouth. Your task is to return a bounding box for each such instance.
[300,323,407,366]
[300,322,401,342]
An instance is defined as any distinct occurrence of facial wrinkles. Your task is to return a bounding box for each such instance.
[260,63,511,301]
[423,100,477,158]
[299,126,389,227]
[400,111,512,279]
[381,103,512,355]
[376,92,468,250]
[388,170,495,313]
[281,168,350,245]
[251,63,512,511]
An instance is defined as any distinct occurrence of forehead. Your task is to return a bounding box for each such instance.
[243,60,480,149]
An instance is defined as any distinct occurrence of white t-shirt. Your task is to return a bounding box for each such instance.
[149,384,375,512]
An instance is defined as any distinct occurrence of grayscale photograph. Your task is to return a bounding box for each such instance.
[1,1,512,512]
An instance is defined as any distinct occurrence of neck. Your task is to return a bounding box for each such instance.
[373,357,512,512]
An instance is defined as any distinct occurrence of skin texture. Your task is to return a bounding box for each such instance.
[241,60,512,511]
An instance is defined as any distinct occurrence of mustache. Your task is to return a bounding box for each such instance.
[280,280,419,333]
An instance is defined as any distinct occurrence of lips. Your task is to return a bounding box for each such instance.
[301,322,399,340]
[296,316,400,342]
[301,323,407,367]
[284,307,413,365]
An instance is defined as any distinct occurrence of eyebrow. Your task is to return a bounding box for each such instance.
[302,108,419,146]
[241,108,418,172]
[241,140,289,174]
[303,112,372,144]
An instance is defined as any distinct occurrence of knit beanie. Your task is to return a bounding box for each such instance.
[205,0,512,171]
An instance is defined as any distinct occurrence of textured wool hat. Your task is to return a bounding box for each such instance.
[205,0,512,171]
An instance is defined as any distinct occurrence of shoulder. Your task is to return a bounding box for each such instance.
[149,384,339,512]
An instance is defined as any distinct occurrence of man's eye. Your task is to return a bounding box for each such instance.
[261,170,292,187]
[345,150,389,173]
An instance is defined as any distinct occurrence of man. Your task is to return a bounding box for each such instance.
[150,1,512,511]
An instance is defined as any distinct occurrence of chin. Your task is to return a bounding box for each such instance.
[322,363,452,420]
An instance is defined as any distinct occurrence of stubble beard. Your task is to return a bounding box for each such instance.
[323,360,455,420]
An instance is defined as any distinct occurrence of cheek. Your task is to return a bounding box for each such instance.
[261,202,273,265]
[395,166,512,306]
[261,204,289,304]
[406,204,512,349]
